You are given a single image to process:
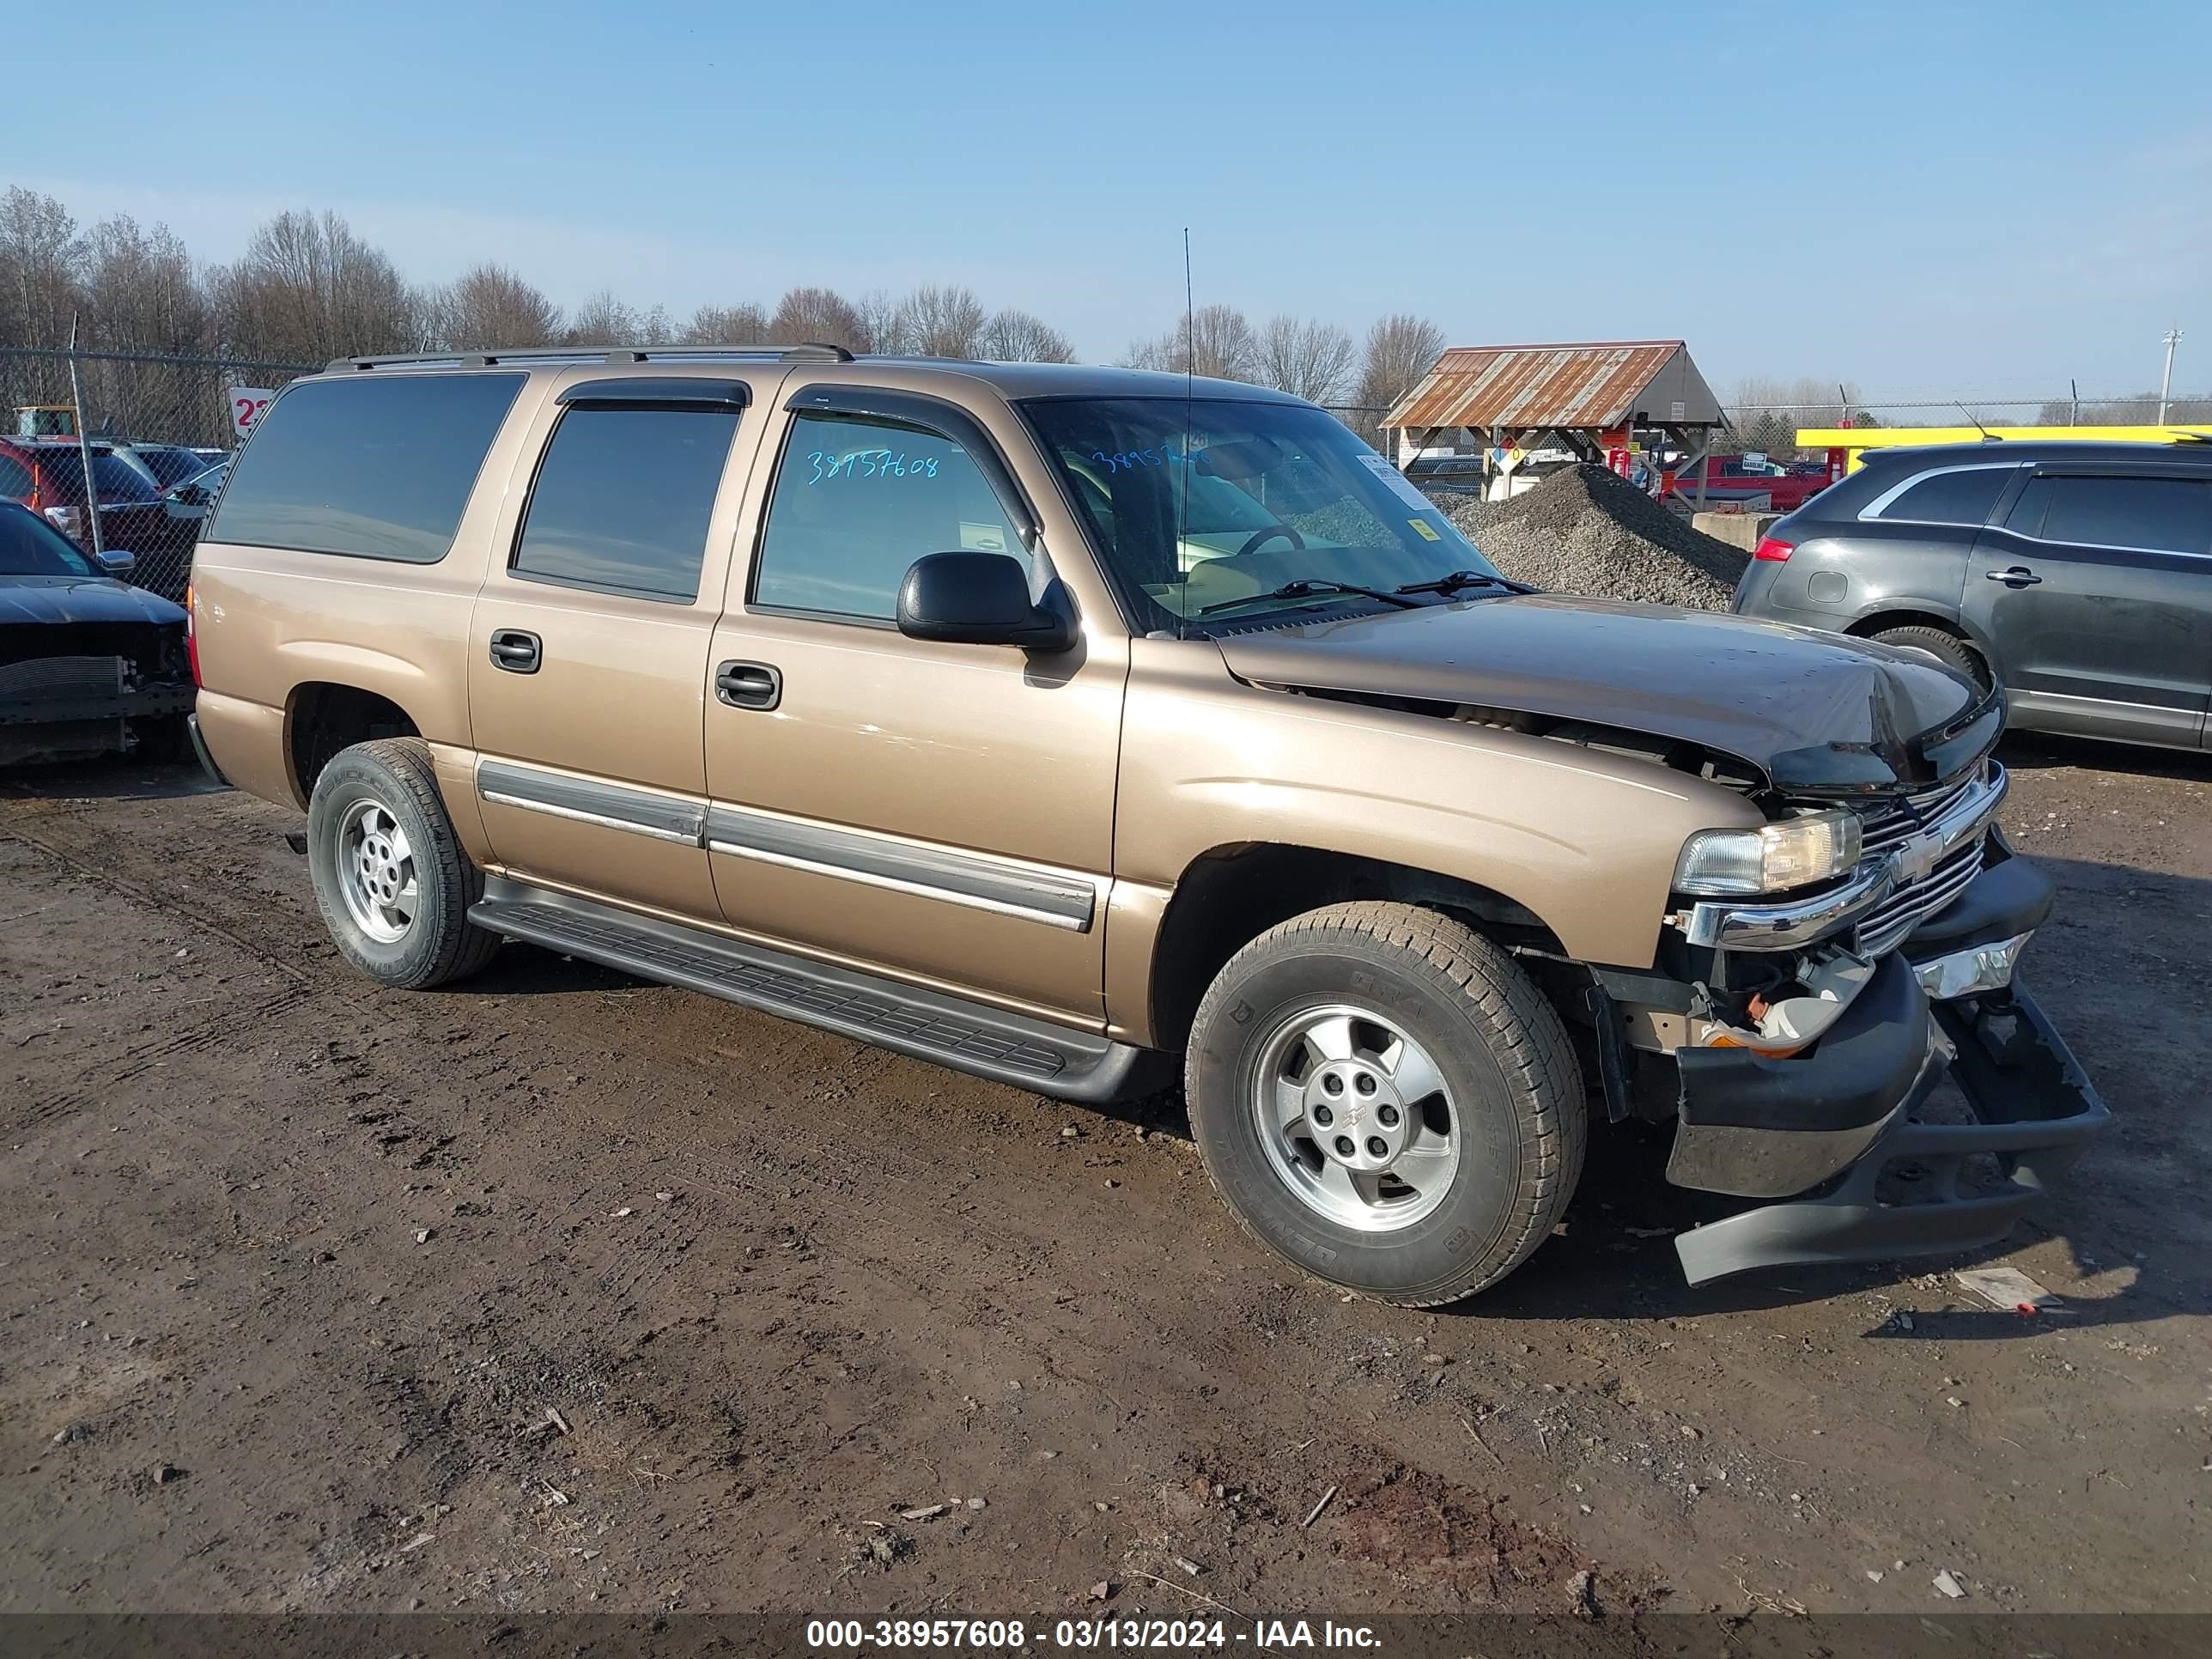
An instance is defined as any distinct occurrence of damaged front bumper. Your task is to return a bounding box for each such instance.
[1663,855,2109,1286]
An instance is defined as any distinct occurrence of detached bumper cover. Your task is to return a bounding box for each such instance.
[1668,855,2108,1285]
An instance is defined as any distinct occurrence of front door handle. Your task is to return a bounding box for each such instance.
[489,629,542,672]
[1986,567,2043,587]
[714,659,781,710]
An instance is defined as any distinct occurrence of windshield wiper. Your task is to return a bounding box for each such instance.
[1198,579,1419,617]
[1394,568,1539,597]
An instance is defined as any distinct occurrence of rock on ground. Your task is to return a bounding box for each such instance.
[1426,465,1750,611]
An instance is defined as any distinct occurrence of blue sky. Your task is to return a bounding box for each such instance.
[16,0,2208,400]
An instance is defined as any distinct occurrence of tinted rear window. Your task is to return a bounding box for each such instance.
[2007,473,2212,555]
[209,374,525,562]
[34,447,161,504]
[1793,460,1889,519]
[1876,465,2014,526]
[133,447,208,488]
[509,406,739,601]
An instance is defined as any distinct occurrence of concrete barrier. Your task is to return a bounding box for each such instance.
[1693,510,1782,553]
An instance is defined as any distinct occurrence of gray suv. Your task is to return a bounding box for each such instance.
[1732,439,2212,750]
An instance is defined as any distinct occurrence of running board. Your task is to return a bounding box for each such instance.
[470,876,1166,1104]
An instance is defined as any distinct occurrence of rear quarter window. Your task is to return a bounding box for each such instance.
[208,373,526,562]
[1873,465,2015,526]
[1790,461,1890,520]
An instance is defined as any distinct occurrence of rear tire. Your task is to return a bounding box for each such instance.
[1184,902,1585,1306]
[307,737,500,990]
[1871,625,1989,690]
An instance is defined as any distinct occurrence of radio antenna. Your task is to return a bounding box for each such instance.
[1178,227,1195,636]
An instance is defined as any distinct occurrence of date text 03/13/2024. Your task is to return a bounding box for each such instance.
[803,1618,1382,1650]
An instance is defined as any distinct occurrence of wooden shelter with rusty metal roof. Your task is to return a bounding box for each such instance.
[1381,339,1724,486]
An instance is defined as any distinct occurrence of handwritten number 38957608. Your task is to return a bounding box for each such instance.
[806,449,940,484]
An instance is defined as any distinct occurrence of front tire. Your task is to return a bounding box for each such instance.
[1185,902,1584,1306]
[307,738,500,989]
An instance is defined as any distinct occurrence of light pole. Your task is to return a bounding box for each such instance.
[2159,328,2183,424]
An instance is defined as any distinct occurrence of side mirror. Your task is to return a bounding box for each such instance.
[94,548,137,577]
[896,551,1075,651]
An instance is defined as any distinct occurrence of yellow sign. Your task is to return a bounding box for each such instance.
[1409,518,1442,541]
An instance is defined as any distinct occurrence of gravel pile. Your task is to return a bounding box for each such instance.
[1425,464,1750,611]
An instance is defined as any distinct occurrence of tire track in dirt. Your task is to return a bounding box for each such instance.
[16,763,2209,1614]
[6,787,1621,1610]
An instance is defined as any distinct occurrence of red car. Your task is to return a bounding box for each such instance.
[0,437,178,596]
[1667,454,1831,513]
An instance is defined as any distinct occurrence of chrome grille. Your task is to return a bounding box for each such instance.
[1840,758,1998,957]
[1853,825,1990,957]
[1854,762,1984,858]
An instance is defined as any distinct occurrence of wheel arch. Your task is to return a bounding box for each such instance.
[1141,841,1573,1055]
[284,681,422,808]
[1843,608,1999,684]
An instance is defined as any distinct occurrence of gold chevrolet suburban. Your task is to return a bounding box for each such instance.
[185,347,2106,1304]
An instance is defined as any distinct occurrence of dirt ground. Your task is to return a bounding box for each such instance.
[3,731,2208,1620]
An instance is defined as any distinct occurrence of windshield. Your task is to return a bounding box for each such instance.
[0,503,98,577]
[1022,397,1500,630]
[36,447,163,504]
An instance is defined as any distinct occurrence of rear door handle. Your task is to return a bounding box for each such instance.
[1986,567,2042,587]
[714,659,781,710]
[489,629,542,672]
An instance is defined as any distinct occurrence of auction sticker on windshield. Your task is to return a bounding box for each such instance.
[1357,452,1436,511]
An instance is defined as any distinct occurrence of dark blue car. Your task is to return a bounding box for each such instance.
[0,499,195,766]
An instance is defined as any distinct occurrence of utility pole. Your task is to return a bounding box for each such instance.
[2159,328,2183,424]
[65,312,106,561]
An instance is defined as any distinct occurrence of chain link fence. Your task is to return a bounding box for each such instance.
[1,346,315,601]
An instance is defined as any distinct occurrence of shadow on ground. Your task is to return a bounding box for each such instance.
[2,755,223,803]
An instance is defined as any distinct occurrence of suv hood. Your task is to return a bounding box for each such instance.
[0,575,187,629]
[1212,594,1994,793]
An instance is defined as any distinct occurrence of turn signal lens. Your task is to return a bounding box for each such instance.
[1674,810,1863,896]
[1753,535,1796,562]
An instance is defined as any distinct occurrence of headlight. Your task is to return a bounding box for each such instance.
[1674,809,1863,896]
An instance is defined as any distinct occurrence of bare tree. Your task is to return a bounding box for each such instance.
[770,286,870,352]
[209,210,422,362]
[1254,315,1354,402]
[684,301,771,345]
[80,215,209,354]
[0,186,83,351]
[855,289,912,355]
[1353,313,1447,414]
[1121,305,1257,380]
[434,264,561,349]
[903,284,986,358]
[563,289,671,346]
[978,308,1075,363]
[1118,335,1172,371]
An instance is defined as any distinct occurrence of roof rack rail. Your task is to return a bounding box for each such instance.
[325,342,857,373]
